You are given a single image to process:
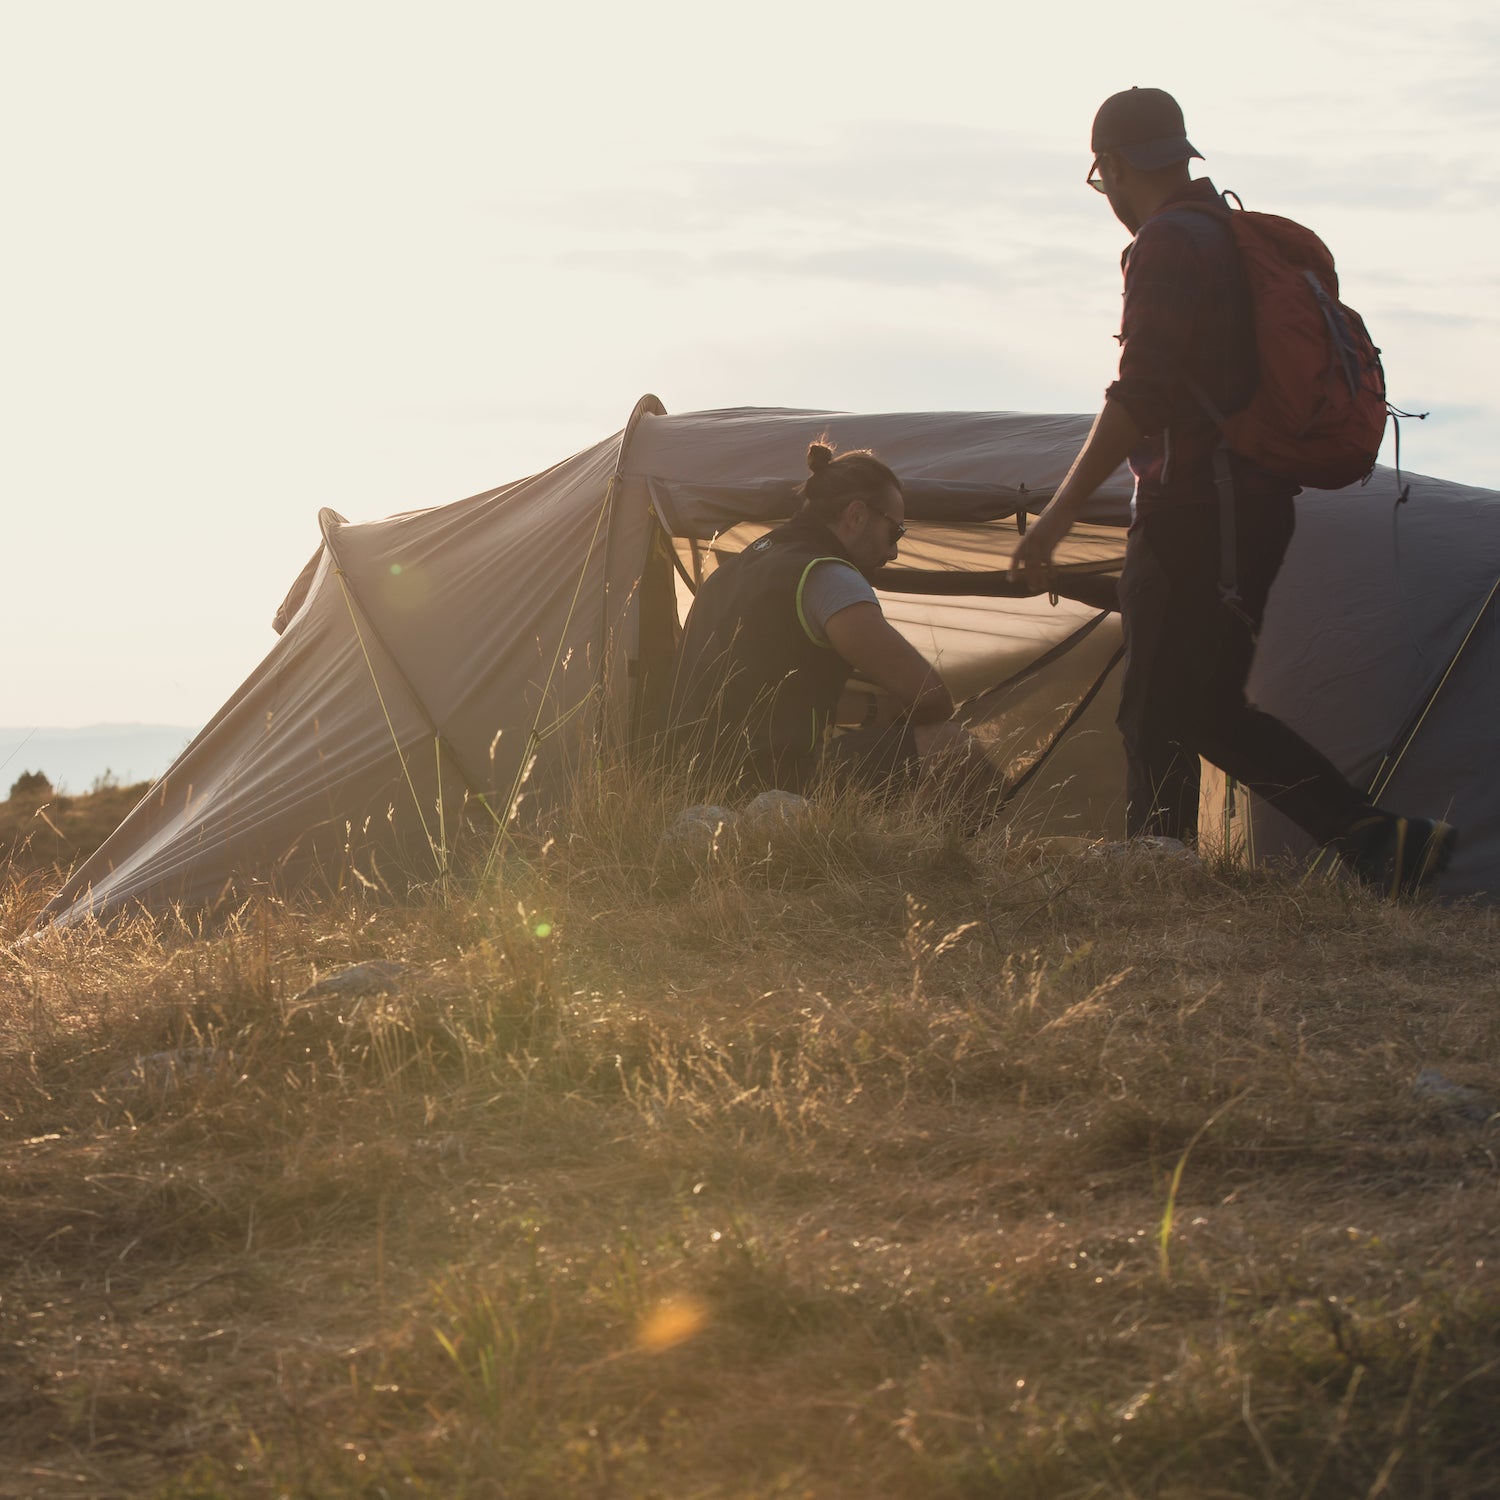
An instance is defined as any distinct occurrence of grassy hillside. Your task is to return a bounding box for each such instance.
[1,777,153,882]
[1,778,1497,1498]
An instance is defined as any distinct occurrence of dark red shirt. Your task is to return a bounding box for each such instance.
[1104,176,1296,521]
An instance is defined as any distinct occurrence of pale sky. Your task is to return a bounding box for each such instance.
[4,0,1496,729]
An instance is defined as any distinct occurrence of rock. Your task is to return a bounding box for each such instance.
[657,804,740,864]
[1412,1068,1494,1124]
[741,789,811,830]
[294,960,416,1002]
[1093,835,1200,865]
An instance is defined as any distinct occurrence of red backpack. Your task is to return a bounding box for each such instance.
[1178,194,1388,490]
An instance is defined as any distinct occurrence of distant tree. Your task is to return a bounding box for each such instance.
[9,769,53,801]
[89,768,121,794]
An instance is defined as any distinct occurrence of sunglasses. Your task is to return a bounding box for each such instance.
[865,501,906,543]
[1086,156,1108,193]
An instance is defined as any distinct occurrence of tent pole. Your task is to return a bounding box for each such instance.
[318,510,490,847]
[478,470,630,885]
[592,394,668,741]
[1304,568,1498,884]
[1366,570,1499,804]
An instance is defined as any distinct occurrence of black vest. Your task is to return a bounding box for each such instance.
[667,513,860,793]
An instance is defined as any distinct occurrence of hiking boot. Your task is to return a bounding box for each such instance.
[1337,813,1457,898]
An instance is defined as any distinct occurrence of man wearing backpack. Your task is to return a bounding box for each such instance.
[1008,86,1455,896]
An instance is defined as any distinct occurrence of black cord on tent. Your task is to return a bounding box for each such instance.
[1385,403,1429,506]
[957,611,1113,716]
[666,540,698,596]
[973,639,1126,816]
[1380,404,1434,677]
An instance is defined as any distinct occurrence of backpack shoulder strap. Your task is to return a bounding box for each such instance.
[1155,196,1237,242]
[1165,191,1249,622]
[1165,199,1230,222]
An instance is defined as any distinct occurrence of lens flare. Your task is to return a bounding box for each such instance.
[635,1295,709,1352]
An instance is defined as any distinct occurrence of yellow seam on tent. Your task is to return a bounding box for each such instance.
[434,737,448,874]
[482,473,618,883]
[332,566,442,868]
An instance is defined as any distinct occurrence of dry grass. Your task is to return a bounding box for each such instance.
[2,770,1498,1498]
[0,779,153,886]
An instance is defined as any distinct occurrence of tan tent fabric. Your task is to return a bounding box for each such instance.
[46,425,658,921]
[41,400,1496,926]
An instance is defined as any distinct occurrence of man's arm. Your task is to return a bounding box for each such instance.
[1007,398,1142,592]
[824,603,954,725]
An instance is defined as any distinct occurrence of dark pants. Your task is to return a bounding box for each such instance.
[1116,499,1368,845]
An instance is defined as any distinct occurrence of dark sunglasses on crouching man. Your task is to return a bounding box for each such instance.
[863,500,906,542]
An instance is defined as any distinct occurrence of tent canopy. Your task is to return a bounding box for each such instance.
[41,398,1499,925]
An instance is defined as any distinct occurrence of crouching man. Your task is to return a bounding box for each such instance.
[665,440,1006,817]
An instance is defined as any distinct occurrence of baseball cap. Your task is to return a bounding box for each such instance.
[1091,87,1202,171]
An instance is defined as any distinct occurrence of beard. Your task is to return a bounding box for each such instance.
[1104,179,1142,235]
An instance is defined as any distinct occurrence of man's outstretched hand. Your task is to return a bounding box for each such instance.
[1006,398,1142,594]
[1007,505,1075,593]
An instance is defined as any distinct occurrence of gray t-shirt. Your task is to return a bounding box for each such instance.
[799,560,879,646]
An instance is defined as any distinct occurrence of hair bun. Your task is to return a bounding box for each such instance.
[807,442,834,473]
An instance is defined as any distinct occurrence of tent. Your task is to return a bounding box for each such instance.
[41,398,1499,925]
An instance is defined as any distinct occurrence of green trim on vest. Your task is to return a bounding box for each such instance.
[794,557,851,648]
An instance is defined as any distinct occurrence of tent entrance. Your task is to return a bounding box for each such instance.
[646,518,1128,837]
